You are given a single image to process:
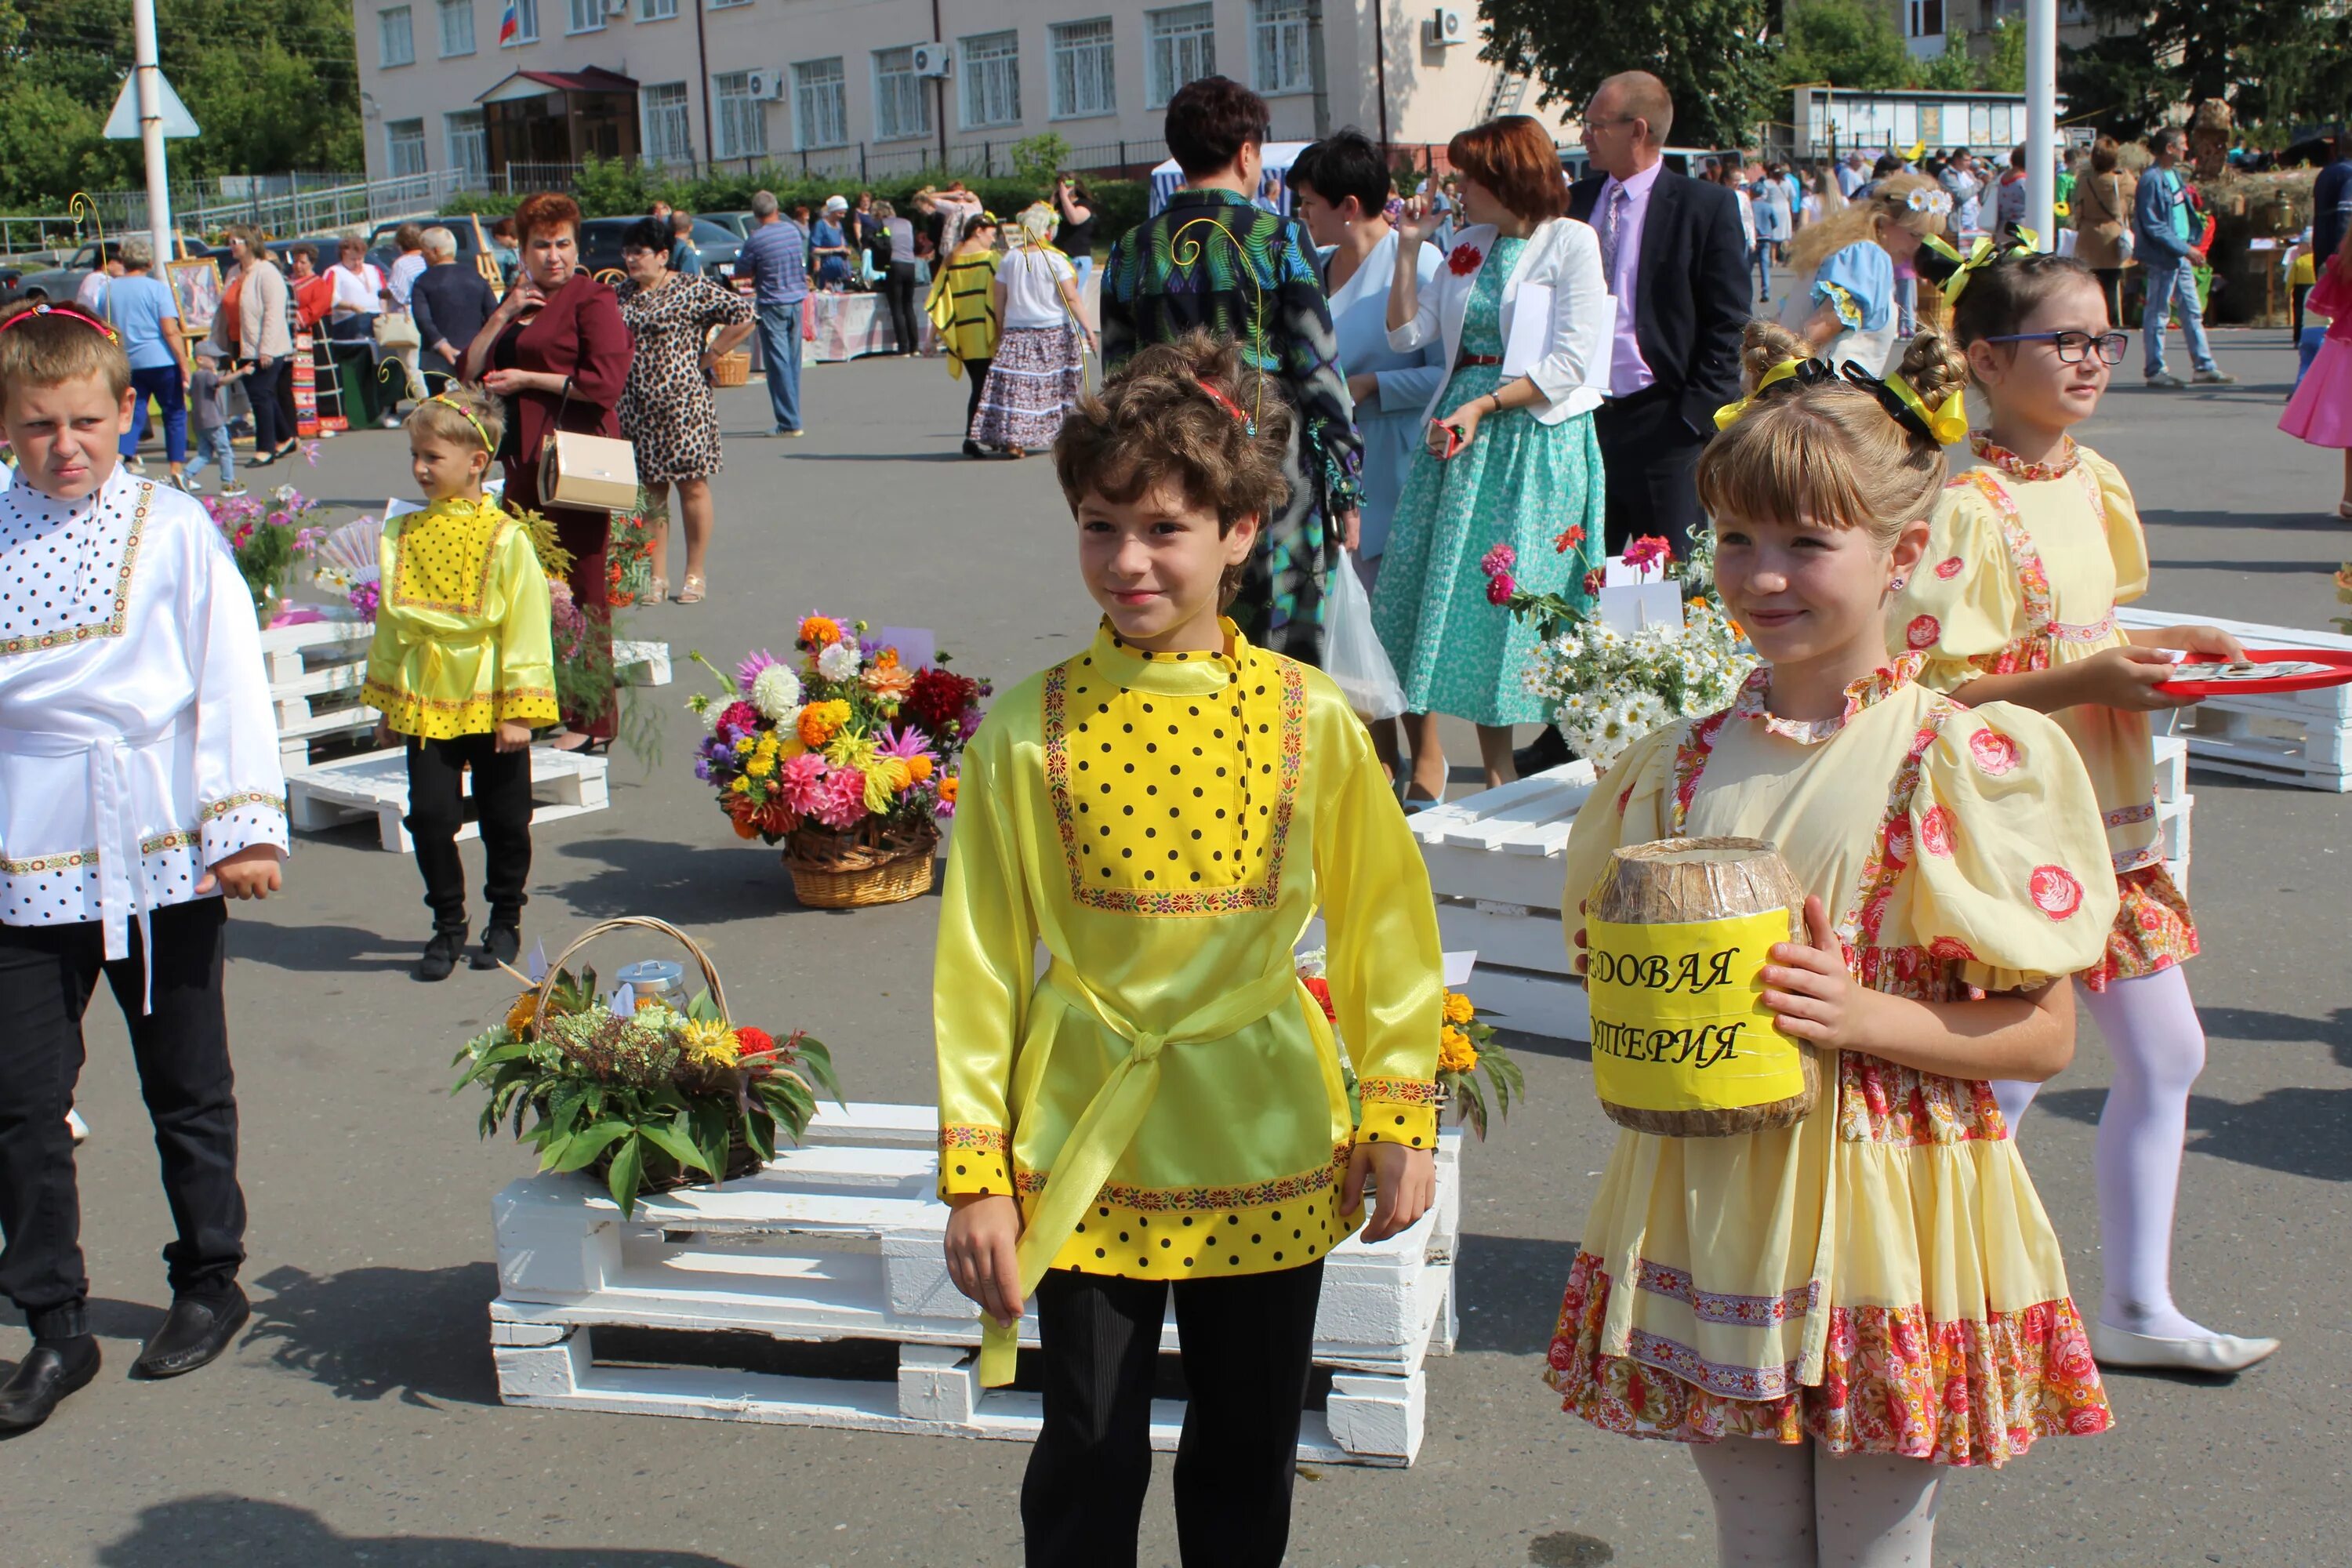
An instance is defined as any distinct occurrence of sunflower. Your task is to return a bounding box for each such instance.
[505,989,539,1036]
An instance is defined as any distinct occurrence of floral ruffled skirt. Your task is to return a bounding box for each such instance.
[2082,862,2198,993]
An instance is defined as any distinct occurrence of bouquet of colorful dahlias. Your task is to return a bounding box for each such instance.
[688,615,991,906]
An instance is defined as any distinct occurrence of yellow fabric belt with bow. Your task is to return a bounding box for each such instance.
[975,957,1309,1387]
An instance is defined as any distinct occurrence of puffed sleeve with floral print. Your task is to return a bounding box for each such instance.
[1888,699,2119,994]
[1889,478,2025,691]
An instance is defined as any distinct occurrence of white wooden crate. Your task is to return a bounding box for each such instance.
[614,639,673,688]
[2120,608,2352,792]
[1407,764,1597,1042]
[259,617,379,761]
[286,743,609,851]
[2151,734,2191,892]
[488,1102,1461,1464]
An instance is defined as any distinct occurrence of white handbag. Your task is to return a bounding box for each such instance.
[538,375,639,513]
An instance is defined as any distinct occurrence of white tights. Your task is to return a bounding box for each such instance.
[1994,965,2215,1339]
[1690,1439,1942,1568]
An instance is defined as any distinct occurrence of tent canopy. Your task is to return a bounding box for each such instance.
[1148,142,1312,218]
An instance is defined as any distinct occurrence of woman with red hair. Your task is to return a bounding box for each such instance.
[1370,115,1608,799]
[463,191,632,748]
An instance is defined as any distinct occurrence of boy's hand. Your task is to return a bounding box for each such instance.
[945,1193,1025,1327]
[1342,1140,1435,1243]
[373,719,396,749]
[495,720,532,753]
[1759,895,1877,1050]
[198,844,283,900]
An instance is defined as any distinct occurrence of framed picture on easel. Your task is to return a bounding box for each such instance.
[165,256,223,335]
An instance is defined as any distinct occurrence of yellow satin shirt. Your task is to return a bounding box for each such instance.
[934,619,1444,1296]
[361,496,559,740]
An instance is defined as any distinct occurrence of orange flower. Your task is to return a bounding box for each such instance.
[731,815,759,839]
[799,615,843,647]
[862,651,916,703]
[906,753,935,782]
[939,775,959,806]
[798,699,851,747]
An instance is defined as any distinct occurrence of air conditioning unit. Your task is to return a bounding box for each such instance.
[913,42,953,78]
[744,68,786,100]
[1425,5,1468,45]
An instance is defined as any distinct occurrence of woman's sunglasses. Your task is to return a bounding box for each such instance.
[1980,329,2129,365]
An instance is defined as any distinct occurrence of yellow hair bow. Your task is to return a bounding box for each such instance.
[1878,368,1969,446]
[1922,230,2042,305]
[1712,358,1820,430]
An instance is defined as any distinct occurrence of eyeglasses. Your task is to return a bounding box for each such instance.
[1980,329,2129,365]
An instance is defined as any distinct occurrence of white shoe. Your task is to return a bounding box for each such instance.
[66,1109,89,1145]
[2089,1319,2279,1374]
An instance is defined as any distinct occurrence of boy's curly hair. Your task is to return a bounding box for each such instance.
[1053,332,1292,604]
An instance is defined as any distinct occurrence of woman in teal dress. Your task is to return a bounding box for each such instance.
[1370,115,1609,800]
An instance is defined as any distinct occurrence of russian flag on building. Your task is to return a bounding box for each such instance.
[497,0,519,44]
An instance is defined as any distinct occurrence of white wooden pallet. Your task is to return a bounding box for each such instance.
[488,1102,1461,1464]
[2120,608,2352,793]
[614,639,673,688]
[1407,763,1597,1042]
[286,744,609,851]
[259,617,379,762]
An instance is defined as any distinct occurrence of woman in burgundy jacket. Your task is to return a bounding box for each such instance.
[464,190,633,746]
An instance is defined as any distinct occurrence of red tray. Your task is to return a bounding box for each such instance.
[2155,648,2352,700]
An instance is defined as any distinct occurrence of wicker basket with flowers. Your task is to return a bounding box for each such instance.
[1297,950,1526,1140]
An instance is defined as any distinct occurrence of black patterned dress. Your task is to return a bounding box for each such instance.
[615,273,754,485]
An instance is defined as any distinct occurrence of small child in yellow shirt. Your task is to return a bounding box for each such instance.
[361,389,558,980]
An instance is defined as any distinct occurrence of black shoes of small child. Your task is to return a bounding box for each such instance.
[0,1335,100,1435]
[416,927,468,982]
[132,1286,250,1380]
[470,923,522,971]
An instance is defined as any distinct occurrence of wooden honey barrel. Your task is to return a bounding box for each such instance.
[1583,836,1817,1138]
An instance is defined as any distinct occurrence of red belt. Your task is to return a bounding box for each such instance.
[1457,353,1503,368]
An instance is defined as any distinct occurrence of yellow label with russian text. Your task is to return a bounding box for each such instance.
[1585,910,1803,1113]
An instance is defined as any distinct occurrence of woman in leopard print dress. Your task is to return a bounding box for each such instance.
[615,217,755,604]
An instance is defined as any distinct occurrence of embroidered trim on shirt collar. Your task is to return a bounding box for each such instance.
[1970,432,2080,481]
[0,471,150,659]
[1733,653,1926,745]
[1103,618,1242,670]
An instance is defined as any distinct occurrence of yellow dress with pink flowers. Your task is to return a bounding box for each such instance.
[1889,434,2196,991]
[1545,656,2118,1467]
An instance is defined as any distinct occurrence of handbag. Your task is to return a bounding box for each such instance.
[537,375,639,513]
[1323,551,1408,720]
[2111,178,2134,263]
[372,310,421,351]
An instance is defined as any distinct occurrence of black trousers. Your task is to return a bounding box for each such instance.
[405,733,533,931]
[0,898,243,1337]
[244,356,292,452]
[1593,386,1709,560]
[884,263,921,354]
[964,356,993,437]
[1022,1261,1324,1568]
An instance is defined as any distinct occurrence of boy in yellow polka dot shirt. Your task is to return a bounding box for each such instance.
[934,334,1444,1566]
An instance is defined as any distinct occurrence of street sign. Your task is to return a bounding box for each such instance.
[103,71,201,140]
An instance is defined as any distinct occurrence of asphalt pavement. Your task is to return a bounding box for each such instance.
[5,327,2348,1567]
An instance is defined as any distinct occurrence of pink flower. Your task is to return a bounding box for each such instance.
[1623,535,1672,574]
[776,753,829,816]
[873,722,939,768]
[715,700,760,740]
[2030,865,2084,920]
[1479,543,1516,579]
[811,764,870,829]
[1486,572,1517,605]
[736,649,782,695]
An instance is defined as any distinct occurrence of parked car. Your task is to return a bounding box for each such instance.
[363,215,503,276]
[14,237,217,303]
[577,216,745,282]
[697,210,754,241]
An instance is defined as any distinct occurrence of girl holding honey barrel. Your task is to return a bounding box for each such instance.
[1548,319,2122,1567]
[1887,250,2278,1376]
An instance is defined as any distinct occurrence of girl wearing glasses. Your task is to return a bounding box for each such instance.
[1889,251,2279,1377]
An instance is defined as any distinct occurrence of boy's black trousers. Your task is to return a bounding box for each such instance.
[404,734,532,931]
[1021,1260,1324,1568]
[0,898,243,1337]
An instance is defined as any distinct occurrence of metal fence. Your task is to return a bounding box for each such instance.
[1,169,474,266]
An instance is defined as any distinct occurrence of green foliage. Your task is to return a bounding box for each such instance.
[573,154,655,220]
[1907,43,1977,94]
[2060,0,2352,140]
[1481,0,1780,151]
[1979,16,2027,95]
[1008,132,1070,191]
[1779,0,1912,93]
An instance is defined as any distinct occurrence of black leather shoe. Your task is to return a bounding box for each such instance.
[1513,724,1573,778]
[414,927,466,982]
[132,1287,249,1379]
[470,923,521,971]
[0,1336,100,1432]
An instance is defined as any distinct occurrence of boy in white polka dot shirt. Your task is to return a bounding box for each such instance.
[0,302,289,1436]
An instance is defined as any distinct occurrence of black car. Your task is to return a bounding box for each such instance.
[577,216,745,283]
[363,215,503,276]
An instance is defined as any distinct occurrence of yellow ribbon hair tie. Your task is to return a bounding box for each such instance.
[1925,230,2043,306]
[427,393,495,456]
[1712,357,1809,430]
[1880,370,1969,446]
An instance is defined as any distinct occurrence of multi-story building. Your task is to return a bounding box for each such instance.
[354,0,1571,188]
[1892,0,2105,60]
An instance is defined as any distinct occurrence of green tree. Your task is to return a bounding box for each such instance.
[1778,0,1912,93]
[1979,16,2027,94]
[1479,0,1779,151]
[2060,0,2352,140]
[1908,43,1976,93]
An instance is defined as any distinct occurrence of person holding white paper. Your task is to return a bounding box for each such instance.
[1370,115,1608,800]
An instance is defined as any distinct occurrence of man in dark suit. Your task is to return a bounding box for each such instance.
[1570,71,1751,557]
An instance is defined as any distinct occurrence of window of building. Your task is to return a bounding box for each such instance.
[960,30,1020,129]
[504,0,538,42]
[793,56,848,149]
[644,82,693,164]
[437,0,474,56]
[1251,0,1312,96]
[1146,5,1214,108]
[565,0,602,34]
[445,110,488,185]
[640,0,677,18]
[873,45,931,142]
[708,0,750,12]
[1051,18,1116,121]
[713,71,769,159]
[379,5,415,67]
[1905,0,1943,37]
[386,118,428,176]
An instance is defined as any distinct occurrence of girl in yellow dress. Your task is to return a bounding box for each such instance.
[933,334,1443,1567]
[1888,251,2278,1374]
[361,389,557,981]
[1548,321,2119,1566]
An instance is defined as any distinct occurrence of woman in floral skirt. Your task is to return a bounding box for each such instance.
[1371,115,1608,799]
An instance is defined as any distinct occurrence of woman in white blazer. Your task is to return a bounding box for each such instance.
[1368,116,1608,801]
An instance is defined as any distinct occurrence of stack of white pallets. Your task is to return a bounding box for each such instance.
[286,744,610,852]
[1410,742,2197,1040]
[1406,763,1599,1042]
[2120,608,2352,793]
[489,1102,1462,1465]
[258,617,378,764]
